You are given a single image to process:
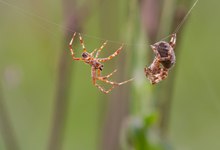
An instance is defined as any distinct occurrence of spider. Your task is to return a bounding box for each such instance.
[69,32,133,94]
[144,33,176,84]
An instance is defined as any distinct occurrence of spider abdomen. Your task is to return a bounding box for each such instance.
[157,42,176,69]
[157,42,170,57]
[161,60,173,69]
[90,60,104,71]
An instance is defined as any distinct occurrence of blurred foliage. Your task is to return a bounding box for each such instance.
[120,113,160,150]
[0,0,220,150]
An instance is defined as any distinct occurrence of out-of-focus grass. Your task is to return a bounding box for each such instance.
[0,12,58,150]
[170,1,220,149]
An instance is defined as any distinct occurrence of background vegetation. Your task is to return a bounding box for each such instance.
[0,0,220,150]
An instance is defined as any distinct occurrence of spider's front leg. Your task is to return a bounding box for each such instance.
[90,49,97,57]
[78,33,87,52]
[69,32,83,61]
[95,41,108,58]
[169,33,176,48]
[98,44,124,62]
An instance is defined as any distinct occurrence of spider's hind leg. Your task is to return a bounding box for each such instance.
[97,70,133,86]
[95,77,133,94]
[99,69,117,79]
[153,68,169,84]
[92,66,115,94]
[101,67,134,86]
[95,83,116,94]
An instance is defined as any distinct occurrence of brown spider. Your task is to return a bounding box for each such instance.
[144,33,176,84]
[69,32,133,94]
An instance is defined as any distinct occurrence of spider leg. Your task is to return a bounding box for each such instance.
[90,48,97,57]
[101,69,117,79]
[96,77,118,85]
[98,44,124,62]
[145,67,157,84]
[91,66,96,84]
[69,32,83,61]
[169,33,176,48]
[148,73,162,85]
[96,69,133,93]
[96,68,133,86]
[152,68,169,84]
[95,84,116,94]
[91,66,115,94]
[97,69,117,80]
[150,44,159,55]
[95,41,108,58]
[97,76,133,86]
[117,78,134,85]
[145,57,169,84]
[78,33,87,52]
[95,77,132,94]
[145,58,160,75]
[144,67,153,77]
[97,69,101,77]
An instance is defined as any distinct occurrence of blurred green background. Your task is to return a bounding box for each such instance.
[0,0,220,150]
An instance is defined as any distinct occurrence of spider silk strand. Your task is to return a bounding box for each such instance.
[174,0,199,33]
[158,0,199,42]
[0,0,136,46]
[0,0,198,46]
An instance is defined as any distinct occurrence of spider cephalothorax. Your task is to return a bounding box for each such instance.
[144,33,176,84]
[82,52,89,58]
[69,32,133,94]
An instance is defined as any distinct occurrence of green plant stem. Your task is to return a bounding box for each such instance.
[155,0,193,140]
[99,0,134,150]
[47,0,97,149]
[0,87,20,150]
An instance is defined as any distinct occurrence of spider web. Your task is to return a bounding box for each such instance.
[0,0,198,47]
[0,0,136,46]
